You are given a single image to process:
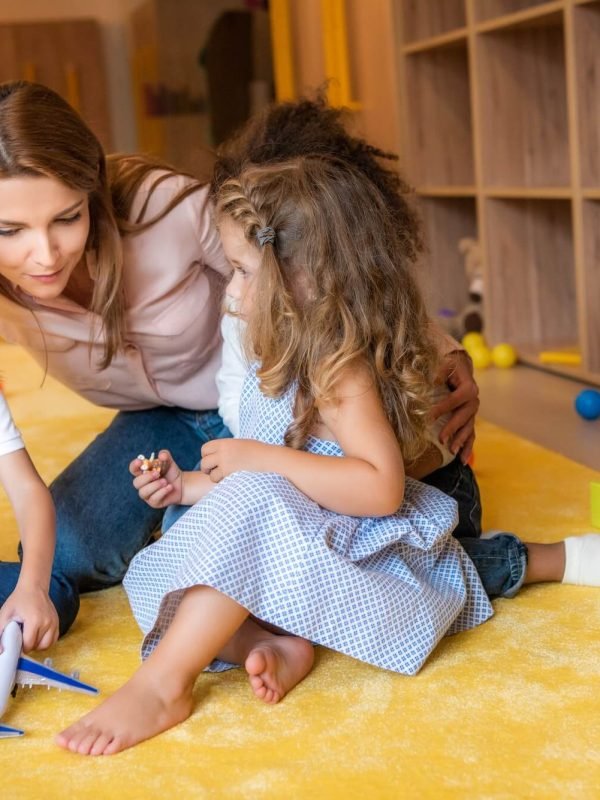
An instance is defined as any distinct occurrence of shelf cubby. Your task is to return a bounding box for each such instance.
[476,13,569,188]
[473,0,561,24]
[417,197,477,319]
[401,0,466,43]
[484,198,577,349]
[573,1,600,188]
[404,43,474,186]
[582,201,600,372]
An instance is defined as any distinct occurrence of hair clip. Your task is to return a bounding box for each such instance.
[256,226,276,247]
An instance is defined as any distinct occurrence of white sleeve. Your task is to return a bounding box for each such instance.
[216,314,249,437]
[0,393,25,457]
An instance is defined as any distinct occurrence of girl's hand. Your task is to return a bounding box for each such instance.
[433,350,480,463]
[200,439,269,483]
[0,585,59,654]
[129,449,183,508]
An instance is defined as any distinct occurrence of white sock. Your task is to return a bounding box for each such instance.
[562,534,600,587]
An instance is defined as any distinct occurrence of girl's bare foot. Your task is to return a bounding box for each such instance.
[55,670,194,756]
[245,635,314,704]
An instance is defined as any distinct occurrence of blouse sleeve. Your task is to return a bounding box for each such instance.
[0,393,25,458]
[185,181,231,278]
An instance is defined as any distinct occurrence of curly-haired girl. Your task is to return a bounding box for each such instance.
[57,155,493,755]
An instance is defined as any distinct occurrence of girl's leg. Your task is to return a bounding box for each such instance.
[56,585,249,756]
[216,618,315,704]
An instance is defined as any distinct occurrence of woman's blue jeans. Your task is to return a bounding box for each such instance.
[423,457,527,599]
[0,406,230,636]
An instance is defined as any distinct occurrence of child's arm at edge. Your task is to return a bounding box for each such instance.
[0,449,58,652]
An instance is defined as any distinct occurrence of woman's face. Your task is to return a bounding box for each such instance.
[0,175,90,300]
[220,215,262,320]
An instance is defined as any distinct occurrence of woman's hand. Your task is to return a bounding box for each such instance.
[433,350,480,463]
[200,439,270,483]
[0,584,59,653]
[129,449,183,508]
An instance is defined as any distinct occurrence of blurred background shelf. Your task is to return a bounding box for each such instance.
[397,0,600,385]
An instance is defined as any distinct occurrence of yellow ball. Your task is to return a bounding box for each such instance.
[462,332,486,354]
[470,346,493,369]
[492,343,518,368]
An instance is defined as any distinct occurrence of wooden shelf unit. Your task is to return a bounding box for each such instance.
[397,0,600,385]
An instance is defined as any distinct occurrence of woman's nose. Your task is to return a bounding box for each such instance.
[31,232,59,268]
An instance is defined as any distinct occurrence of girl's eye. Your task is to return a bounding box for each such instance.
[0,228,20,237]
[56,212,82,225]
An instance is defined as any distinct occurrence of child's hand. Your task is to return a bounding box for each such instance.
[0,585,59,653]
[200,439,269,483]
[129,449,183,508]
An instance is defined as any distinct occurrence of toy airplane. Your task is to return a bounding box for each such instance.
[0,620,99,738]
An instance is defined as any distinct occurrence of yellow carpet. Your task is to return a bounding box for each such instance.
[2,343,599,800]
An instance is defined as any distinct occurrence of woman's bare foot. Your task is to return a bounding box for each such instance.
[245,635,314,704]
[55,669,194,756]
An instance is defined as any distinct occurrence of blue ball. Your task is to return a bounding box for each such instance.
[575,389,600,421]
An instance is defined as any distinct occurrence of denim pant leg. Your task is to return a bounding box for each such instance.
[422,458,482,538]
[0,406,224,637]
[460,534,528,598]
[422,459,527,598]
[161,415,233,533]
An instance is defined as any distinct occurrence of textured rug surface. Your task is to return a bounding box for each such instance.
[1,344,599,800]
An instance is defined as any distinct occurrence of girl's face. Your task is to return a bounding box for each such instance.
[220,216,262,320]
[0,175,90,300]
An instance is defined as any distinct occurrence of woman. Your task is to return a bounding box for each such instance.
[0,82,478,638]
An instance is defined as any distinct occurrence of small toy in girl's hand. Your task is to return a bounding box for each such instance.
[136,452,165,475]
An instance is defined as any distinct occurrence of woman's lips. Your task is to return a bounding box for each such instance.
[27,268,64,283]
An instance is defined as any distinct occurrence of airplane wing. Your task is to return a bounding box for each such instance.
[15,656,99,696]
[0,723,24,739]
[1,620,99,737]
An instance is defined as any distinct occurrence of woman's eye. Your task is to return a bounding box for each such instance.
[0,228,20,237]
[56,212,82,225]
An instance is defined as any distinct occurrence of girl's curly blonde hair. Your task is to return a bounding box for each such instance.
[216,156,439,463]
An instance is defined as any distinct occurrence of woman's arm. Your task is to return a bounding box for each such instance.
[201,367,405,517]
[0,449,58,651]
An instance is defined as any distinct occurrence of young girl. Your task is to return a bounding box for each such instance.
[56,155,494,756]
[0,389,58,653]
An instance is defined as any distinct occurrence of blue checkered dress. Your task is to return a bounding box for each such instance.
[124,365,493,675]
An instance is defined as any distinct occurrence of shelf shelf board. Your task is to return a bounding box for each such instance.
[582,189,600,200]
[476,2,565,34]
[403,29,467,54]
[517,345,600,386]
[416,185,477,197]
[484,186,573,198]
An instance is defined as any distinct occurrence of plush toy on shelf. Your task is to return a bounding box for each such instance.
[436,237,484,341]
[457,237,484,336]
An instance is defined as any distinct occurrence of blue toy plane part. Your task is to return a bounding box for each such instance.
[0,620,99,738]
[15,655,99,695]
[0,723,24,738]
